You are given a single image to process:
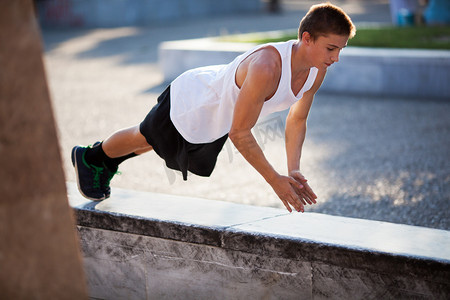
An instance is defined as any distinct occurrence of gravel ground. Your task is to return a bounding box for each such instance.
[41,1,449,230]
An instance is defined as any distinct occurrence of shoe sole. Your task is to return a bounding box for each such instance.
[71,146,106,201]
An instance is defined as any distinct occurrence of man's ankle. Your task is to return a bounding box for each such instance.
[84,142,110,167]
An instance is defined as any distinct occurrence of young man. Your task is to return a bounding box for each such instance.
[72,3,356,213]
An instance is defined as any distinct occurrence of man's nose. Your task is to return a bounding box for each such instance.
[332,50,341,63]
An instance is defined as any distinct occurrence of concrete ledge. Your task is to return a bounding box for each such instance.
[159,37,450,99]
[68,183,450,299]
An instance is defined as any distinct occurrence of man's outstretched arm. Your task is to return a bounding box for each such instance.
[229,48,306,212]
[285,70,326,206]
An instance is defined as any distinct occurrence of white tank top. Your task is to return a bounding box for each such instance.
[170,40,318,144]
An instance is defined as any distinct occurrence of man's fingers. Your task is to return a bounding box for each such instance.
[285,173,318,209]
[300,192,313,205]
[303,191,317,205]
[303,182,318,202]
[299,191,314,205]
[283,192,304,213]
[291,172,307,183]
[304,191,317,203]
[292,186,311,205]
[288,177,303,190]
[297,195,307,206]
[281,199,293,213]
[297,179,317,199]
[277,176,311,213]
[290,180,316,205]
[290,195,304,213]
[290,175,316,198]
[300,185,316,203]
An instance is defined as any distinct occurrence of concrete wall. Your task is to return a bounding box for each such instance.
[326,47,450,99]
[36,0,262,28]
[68,183,450,299]
[159,38,450,100]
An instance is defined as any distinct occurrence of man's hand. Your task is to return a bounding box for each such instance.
[269,174,306,212]
[289,170,317,206]
[268,173,316,213]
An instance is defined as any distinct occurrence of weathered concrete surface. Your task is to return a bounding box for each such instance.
[69,183,450,299]
[79,227,314,300]
[0,1,87,298]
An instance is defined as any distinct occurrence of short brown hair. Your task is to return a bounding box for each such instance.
[298,2,356,40]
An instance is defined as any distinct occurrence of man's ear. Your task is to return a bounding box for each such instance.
[301,31,313,45]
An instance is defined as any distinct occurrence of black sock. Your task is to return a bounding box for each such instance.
[104,152,137,171]
[84,142,110,167]
[85,142,137,170]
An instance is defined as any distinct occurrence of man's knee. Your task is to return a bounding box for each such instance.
[130,125,151,149]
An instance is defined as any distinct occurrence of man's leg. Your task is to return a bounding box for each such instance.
[102,125,153,158]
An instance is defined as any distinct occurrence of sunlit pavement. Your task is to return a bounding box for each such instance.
[41,0,449,230]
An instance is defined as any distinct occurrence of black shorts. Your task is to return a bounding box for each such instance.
[139,86,228,180]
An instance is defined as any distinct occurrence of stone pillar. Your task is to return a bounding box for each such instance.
[0,1,88,299]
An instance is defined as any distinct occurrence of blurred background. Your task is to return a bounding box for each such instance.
[35,0,449,230]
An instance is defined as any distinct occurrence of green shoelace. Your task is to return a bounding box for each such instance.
[81,150,104,189]
[104,166,121,188]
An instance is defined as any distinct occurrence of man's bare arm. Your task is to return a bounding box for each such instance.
[230,48,305,212]
[285,69,326,204]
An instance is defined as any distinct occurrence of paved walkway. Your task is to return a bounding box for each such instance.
[41,0,449,230]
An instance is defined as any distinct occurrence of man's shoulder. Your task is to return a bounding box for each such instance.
[252,45,282,65]
[235,45,282,91]
[244,46,282,79]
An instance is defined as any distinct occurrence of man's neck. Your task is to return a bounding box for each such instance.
[291,40,311,75]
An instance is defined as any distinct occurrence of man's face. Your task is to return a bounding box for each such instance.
[309,34,349,70]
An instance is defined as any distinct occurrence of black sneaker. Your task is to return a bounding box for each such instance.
[100,164,119,199]
[90,141,120,199]
[71,145,106,201]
